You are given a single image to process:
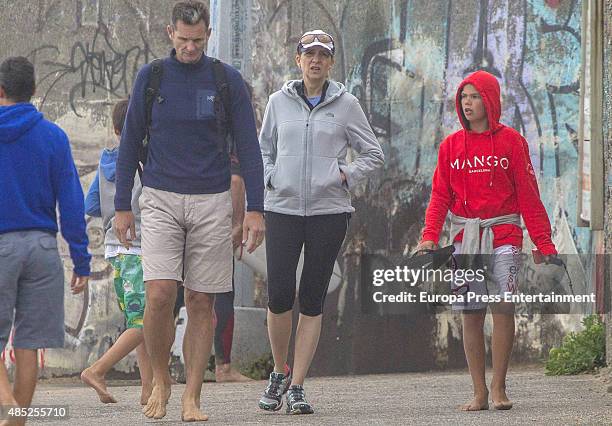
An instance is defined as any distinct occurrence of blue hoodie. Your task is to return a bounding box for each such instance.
[0,103,91,276]
[85,148,142,253]
[85,148,118,217]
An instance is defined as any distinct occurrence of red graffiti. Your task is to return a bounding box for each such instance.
[545,0,562,8]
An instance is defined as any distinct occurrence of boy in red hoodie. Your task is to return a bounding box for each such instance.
[417,70,557,411]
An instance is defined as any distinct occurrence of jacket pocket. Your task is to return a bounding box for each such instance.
[310,157,347,199]
[271,156,302,197]
[139,186,155,211]
[196,89,217,120]
[312,120,343,158]
[266,164,278,190]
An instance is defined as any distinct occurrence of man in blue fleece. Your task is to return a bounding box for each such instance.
[114,1,264,421]
[0,56,91,421]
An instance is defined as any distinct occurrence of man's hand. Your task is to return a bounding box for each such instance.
[414,240,436,255]
[242,211,265,254]
[70,273,89,294]
[232,224,244,259]
[114,210,136,249]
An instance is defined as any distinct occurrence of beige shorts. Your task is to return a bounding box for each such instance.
[139,186,233,293]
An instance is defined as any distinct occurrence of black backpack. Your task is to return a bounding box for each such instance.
[137,57,233,178]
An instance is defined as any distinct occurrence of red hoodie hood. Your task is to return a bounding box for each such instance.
[455,70,504,191]
[455,70,502,134]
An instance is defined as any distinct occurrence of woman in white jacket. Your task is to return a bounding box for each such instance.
[258,30,384,415]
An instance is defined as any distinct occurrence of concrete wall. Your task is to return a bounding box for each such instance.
[0,0,596,377]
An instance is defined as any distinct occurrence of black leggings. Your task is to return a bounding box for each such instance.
[265,212,348,316]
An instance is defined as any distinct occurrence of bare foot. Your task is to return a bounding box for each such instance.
[0,417,20,426]
[460,392,489,411]
[491,386,513,410]
[0,398,19,426]
[142,382,171,419]
[181,399,209,422]
[81,368,117,404]
[140,382,153,406]
[215,364,253,383]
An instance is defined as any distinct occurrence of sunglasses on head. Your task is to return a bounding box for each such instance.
[299,33,334,44]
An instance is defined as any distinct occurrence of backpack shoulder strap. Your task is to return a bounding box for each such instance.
[211,58,233,154]
[139,58,163,179]
[211,58,231,118]
[144,58,164,143]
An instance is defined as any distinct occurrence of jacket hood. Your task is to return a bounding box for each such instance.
[281,80,346,103]
[455,70,502,134]
[454,70,504,193]
[0,103,43,144]
[99,148,118,182]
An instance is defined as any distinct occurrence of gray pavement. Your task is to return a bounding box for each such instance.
[28,367,612,425]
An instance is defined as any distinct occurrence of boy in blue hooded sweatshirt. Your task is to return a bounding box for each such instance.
[1,56,91,422]
[80,100,153,406]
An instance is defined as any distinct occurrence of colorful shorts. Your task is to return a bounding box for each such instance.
[451,243,522,311]
[108,254,145,328]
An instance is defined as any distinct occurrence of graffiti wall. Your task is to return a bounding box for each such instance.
[0,0,173,377]
[249,0,590,374]
[0,0,593,376]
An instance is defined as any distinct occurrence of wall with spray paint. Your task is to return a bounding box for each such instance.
[0,0,177,378]
[0,0,272,379]
[248,0,591,375]
[0,0,594,376]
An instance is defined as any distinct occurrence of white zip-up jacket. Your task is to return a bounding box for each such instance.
[259,80,384,216]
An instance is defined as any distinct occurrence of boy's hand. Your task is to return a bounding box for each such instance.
[416,240,436,251]
[70,273,89,294]
[414,240,436,256]
[544,254,564,266]
[114,210,136,249]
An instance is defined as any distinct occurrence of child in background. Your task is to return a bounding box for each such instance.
[81,100,153,405]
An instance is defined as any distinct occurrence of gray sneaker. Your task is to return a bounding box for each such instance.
[258,369,292,411]
[286,384,314,414]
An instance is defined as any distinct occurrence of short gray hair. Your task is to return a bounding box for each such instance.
[172,1,209,27]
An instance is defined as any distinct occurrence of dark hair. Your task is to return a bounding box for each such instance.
[112,99,129,134]
[172,1,209,28]
[0,56,35,103]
